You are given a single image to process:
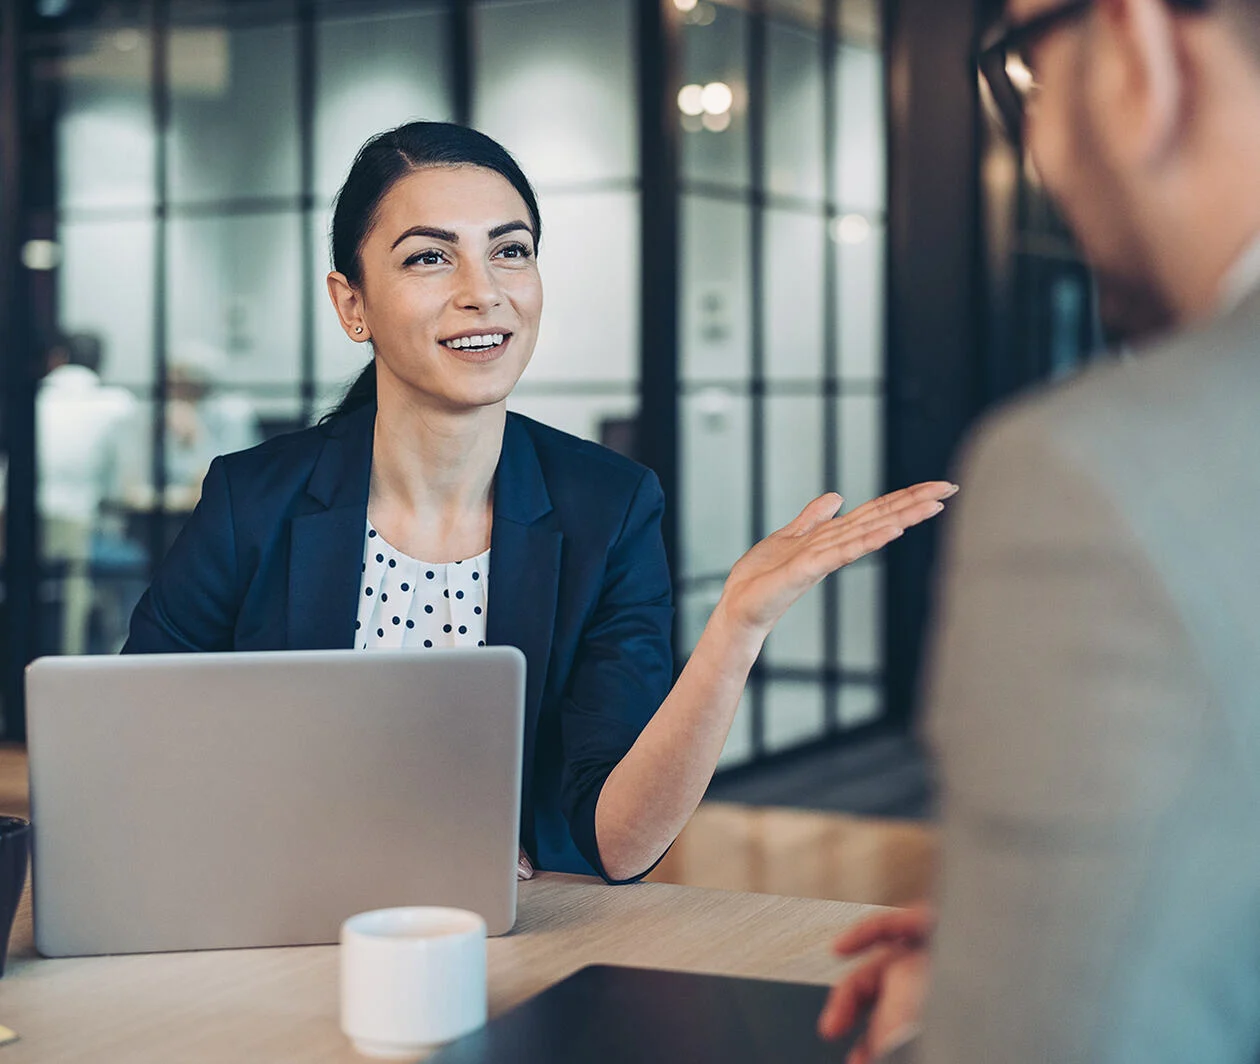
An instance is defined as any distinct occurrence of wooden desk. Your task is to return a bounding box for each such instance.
[1,875,879,1063]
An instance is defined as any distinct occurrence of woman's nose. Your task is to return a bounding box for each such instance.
[453,259,503,311]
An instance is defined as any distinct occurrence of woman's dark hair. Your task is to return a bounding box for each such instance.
[323,121,542,421]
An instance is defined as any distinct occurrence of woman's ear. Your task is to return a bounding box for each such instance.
[327,271,371,342]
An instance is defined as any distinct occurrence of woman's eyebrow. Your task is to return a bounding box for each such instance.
[391,225,458,250]
[488,220,532,240]
[390,220,532,250]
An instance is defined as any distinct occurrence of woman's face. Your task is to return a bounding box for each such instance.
[330,165,542,412]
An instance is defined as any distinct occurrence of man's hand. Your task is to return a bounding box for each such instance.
[818,904,935,1064]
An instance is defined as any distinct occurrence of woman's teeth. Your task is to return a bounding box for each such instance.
[442,333,505,351]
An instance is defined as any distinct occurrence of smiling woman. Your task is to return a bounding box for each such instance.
[123,121,956,883]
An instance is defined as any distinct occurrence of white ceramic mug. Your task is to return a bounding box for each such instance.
[340,907,487,1060]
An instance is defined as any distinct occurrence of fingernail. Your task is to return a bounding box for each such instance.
[933,502,945,514]
[947,484,960,496]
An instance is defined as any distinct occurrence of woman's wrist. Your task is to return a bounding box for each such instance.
[699,596,768,669]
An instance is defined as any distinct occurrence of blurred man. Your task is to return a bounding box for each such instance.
[820,0,1260,1060]
[37,332,146,652]
[37,332,136,526]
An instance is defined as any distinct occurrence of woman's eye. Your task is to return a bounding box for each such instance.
[496,242,533,261]
[405,250,445,267]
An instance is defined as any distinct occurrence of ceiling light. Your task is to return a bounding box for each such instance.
[677,83,705,117]
[21,240,62,271]
[700,81,733,116]
[831,214,871,245]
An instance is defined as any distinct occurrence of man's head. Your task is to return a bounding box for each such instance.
[985,0,1260,339]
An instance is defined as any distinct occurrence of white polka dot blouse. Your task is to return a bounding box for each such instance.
[355,522,489,650]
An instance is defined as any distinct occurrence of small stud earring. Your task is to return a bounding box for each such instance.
[354,326,364,335]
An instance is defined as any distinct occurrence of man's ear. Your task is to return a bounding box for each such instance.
[327,271,371,343]
[1094,0,1186,170]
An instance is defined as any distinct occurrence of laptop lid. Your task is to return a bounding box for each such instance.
[429,965,860,1063]
[26,647,525,957]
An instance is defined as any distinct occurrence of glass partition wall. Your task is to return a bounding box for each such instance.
[678,0,887,766]
[4,0,888,772]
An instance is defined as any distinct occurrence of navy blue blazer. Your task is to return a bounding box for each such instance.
[123,404,675,880]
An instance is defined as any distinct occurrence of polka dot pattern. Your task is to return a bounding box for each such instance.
[356,521,489,651]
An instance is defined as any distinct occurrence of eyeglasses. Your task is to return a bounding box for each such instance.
[978,0,1210,142]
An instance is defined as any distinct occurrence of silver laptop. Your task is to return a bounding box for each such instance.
[25,647,526,957]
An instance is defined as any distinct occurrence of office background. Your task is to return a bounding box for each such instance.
[0,0,1098,783]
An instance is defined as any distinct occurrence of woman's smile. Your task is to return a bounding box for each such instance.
[438,329,514,364]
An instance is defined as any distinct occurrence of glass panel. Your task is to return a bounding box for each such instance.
[840,0,883,45]
[314,6,452,200]
[475,0,637,186]
[839,557,882,671]
[528,191,639,386]
[717,691,755,769]
[43,15,155,657]
[54,24,156,212]
[763,395,824,530]
[680,3,750,189]
[834,219,885,381]
[763,209,826,381]
[248,393,305,442]
[505,393,639,448]
[760,395,824,668]
[765,20,824,202]
[839,683,881,728]
[58,219,156,388]
[167,20,300,204]
[166,212,304,390]
[766,0,824,29]
[681,390,751,579]
[836,393,883,508]
[834,44,886,212]
[765,680,826,753]
[681,195,752,383]
[763,583,825,668]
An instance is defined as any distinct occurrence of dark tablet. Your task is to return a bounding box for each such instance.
[429,963,859,1063]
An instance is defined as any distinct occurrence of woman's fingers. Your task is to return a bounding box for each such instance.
[833,905,935,956]
[808,494,949,555]
[842,481,957,526]
[791,505,938,579]
[781,492,844,537]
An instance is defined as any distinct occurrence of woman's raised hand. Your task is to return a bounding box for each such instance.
[714,481,958,643]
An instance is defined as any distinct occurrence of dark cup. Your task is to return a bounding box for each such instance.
[0,816,30,978]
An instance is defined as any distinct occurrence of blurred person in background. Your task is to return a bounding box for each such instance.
[819,0,1260,1060]
[163,341,263,507]
[116,341,263,512]
[37,332,135,527]
[37,332,146,652]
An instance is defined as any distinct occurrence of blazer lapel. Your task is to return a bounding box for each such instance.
[287,405,374,650]
[285,407,563,685]
[487,416,562,746]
